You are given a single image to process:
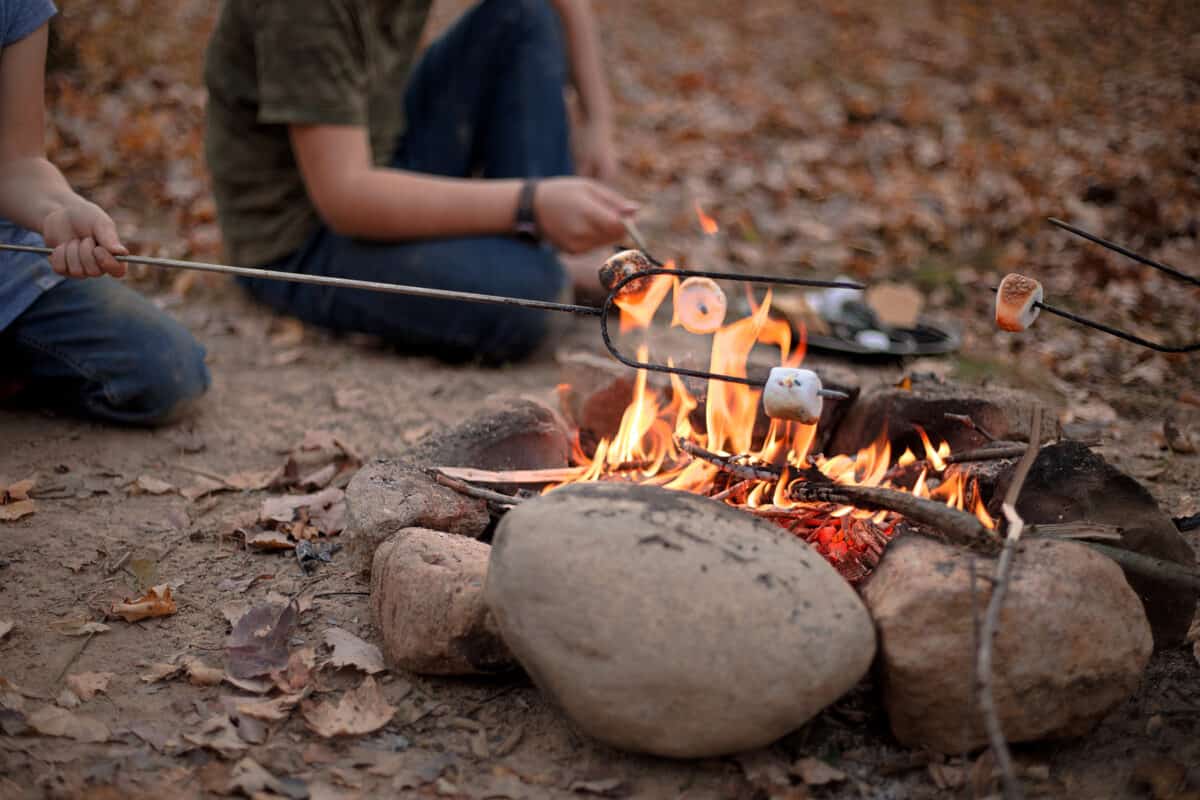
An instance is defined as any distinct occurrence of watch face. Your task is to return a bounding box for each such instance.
[515,221,538,236]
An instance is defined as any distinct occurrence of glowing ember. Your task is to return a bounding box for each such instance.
[551,264,996,582]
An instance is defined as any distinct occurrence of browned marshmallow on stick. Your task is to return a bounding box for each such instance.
[599,250,655,300]
[995,273,1043,332]
[675,277,727,334]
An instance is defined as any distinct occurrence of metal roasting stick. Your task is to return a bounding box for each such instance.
[0,241,865,387]
[985,218,1200,353]
[1047,217,1200,287]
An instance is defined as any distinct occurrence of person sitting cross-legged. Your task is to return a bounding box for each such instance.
[0,0,210,425]
[203,0,637,365]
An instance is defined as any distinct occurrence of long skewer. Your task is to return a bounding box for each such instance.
[1047,217,1200,287]
[0,240,866,383]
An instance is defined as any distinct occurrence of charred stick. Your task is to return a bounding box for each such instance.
[944,413,998,443]
[709,479,756,503]
[1042,538,1200,593]
[787,482,997,550]
[427,470,522,507]
[948,444,1029,464]
[676,439,782,483]
[977,405,1042,800]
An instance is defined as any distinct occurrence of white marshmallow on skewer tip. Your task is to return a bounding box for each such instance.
[762,367,847,424]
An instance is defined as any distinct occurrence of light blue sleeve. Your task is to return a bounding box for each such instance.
[2,0,57,48]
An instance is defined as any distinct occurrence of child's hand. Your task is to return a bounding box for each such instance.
[535,177,637,255]
[42,198,128,279]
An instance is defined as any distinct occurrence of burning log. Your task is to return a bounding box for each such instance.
[787,481,998,551]
[675,438,784,483]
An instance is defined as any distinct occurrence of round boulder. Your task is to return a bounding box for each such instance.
[861,535,1152,753]
[484,483,876,758]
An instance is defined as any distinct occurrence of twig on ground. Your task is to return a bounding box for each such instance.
[55,630,97,686]
[169,462,230,484]
[944,413,999,443]
[428,470,522,507]
[976,404,1042,800]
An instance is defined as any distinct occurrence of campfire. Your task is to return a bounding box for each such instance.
[546,222,994,582]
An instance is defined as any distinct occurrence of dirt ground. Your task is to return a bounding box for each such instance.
[3,0,1200,797]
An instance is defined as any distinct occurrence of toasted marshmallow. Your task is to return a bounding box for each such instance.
[763,367,824,424]
[599,250,655,299]
[995,273,1043,332]
[675,276,727,334]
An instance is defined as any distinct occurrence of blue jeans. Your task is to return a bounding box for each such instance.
[0,275,210,426]
[239,0,573,365]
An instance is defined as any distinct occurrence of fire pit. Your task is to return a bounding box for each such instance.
[345,267,1198,760]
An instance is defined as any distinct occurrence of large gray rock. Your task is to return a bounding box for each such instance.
[484,483,876,758]
[403,396,570,472]
[371,528,513,675]
[861,535,1152,754]
[346,461,490,574]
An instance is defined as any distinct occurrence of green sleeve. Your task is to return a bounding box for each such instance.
[254,0,368,126]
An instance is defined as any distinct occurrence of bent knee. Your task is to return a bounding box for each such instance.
[100,333,211,427]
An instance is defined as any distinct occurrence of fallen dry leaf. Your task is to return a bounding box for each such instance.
[223,674,274,695]
[183,714,249,758]
[301,676,394,738]
[260,487,344,524]
[181,476,228,501]
[65,671,114,701]
[248,530,295,551]
[111,584,177,622]
[227,756,309,799]
[4,478,34,501]
[27,705,110,742]
[130,475,174,495]
[140,662,183,683]
[0,500,34,522]
[274,646,316,694]
[223,468,281,491]
[56,689,80,708]
[226,601,296,679]
[236,692,305,722]
[567,776,631,797]
[183,658,224,687]
[0,621,13,641]
[323,628,385,675]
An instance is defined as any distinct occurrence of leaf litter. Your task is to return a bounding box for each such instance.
[301,676,395,738]
[323,628,385,675]
[0,476,36,522]
[111,584,177,622]
[225,600,296,679]
[64,671,114,701]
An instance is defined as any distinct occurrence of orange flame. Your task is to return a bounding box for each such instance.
[551,239,997,581]
[695,202,719,235]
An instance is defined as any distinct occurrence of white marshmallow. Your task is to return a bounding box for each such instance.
[763,367,824,425]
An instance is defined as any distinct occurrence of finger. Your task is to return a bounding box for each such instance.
[65,240,85,278]
[79,237,103,278]
[50,244,68,275]
[94,216,128,255]
[95,247,126,278]
[590,182,639,215]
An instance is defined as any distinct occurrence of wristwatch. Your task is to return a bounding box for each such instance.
[514,179,540,240]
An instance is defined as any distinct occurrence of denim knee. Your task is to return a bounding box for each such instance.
[127,333,210,425]
[482,0,564,53]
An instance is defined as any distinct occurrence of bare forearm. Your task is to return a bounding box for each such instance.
[0,157,77,233]
[551,0,612,128]
[316,168,522,240]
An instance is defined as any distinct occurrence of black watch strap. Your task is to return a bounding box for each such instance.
[514,179,539,239]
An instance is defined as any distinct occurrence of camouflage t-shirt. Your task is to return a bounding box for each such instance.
[203,0,432,266]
